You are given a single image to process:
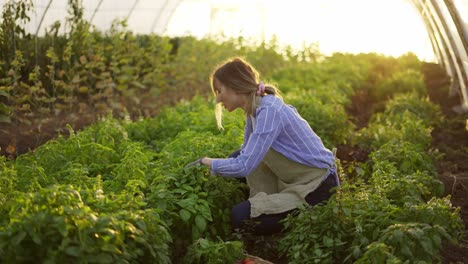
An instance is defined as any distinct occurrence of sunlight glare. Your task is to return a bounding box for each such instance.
[166,0,435,61]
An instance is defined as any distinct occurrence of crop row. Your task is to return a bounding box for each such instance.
[281,92,462,263]
[1,50,464,263]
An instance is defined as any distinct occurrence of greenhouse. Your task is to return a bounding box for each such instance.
[0,0,467,263]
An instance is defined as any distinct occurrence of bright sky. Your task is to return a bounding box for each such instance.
[166,0,437,61]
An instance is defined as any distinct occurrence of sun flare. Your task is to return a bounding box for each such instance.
[167,0,435,61]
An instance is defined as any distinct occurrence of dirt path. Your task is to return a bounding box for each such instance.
[423,62,468,263]
[435,113,468,263]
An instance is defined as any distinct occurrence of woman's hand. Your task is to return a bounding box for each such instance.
[200,157,213,167]
[185,157,213,170]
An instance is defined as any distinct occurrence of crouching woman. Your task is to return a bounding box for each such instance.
[198,57,340,235]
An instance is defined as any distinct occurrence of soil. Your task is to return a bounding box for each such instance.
[338,63,468,263]
[422,62,468,264]
[0,62,466,263]
[0,90,192,158]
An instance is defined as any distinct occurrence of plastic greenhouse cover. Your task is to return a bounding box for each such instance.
[1,0,183,36]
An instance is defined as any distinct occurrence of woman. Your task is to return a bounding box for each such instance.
[196,57,339,235]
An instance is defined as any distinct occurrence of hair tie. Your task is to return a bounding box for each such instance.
[256,82,265,96]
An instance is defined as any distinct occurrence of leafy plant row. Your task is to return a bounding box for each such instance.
[0,0,424,142]
[0,96,249,263]
[0,0,306,129]
[280,91,463,263]
[0,12,463,261]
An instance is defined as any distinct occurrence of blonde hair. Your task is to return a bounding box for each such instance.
[210,57,281,129]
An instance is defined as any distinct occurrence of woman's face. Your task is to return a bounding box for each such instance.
[214,79,246,112]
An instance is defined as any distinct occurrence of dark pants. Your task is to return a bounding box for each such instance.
[231,172,339,235]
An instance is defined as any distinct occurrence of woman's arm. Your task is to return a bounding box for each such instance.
[210,106,282,177]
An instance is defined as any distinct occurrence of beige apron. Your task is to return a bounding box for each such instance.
[247,148,329,218]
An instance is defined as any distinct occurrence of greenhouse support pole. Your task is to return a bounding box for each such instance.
[414,0,468,110]
[414,0,455,78]
[126,0,140,22]
[35,0,53,36]
[150,0,183,34]
[150,0,170,33]
[431,0,468,110]
[89,0,104,24]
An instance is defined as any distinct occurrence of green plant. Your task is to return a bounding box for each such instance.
[0,17,463,262]
[371,163,444,204]
[285,89,354,147]
[358,223,454,263]
[370,140,437,176]
[398,197,464,241]
[357,111,432,151]
[183,238,244,264]
[374,69,426,100]
[0,185,171,263]
[383,93,442,127]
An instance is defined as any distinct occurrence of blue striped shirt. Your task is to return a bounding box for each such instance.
[211,95,335,177]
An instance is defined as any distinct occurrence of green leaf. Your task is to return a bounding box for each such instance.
[11,231,27,245]
[420,237,434,254]
[313,248,322,257]
[198,203,212,221]
[192,225,201,241]
[102,243,122,254]
[199,238,210,249]
[0,115,11,123]
[342,207,351,217]
[352,246,361,258]
[195,215,207,232]
[430,234,441,247]
[31,232,42,245]
[0,90,9,98]
[177,198,196,210]
[65,246,81,257]
[89,253,113,263]
[372,227,380,240]
[393,229,403,243]
[179,209,191,223]
[400,245,413,258]
[0,103,11,115]
[323,236,333,246]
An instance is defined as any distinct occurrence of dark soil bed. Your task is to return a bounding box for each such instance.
[423,62,468,264]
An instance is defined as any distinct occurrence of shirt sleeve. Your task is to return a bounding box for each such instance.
[240,117,252,150]
[211,106,282,177]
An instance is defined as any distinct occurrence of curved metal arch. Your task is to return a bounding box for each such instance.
[410,0,468,111]
[35,0,53,36]
[150,0,170,33]
[149,0,184,34]
[126,0,140,22]
[89,0,104,24]
[445,0,468,52]
[414,0,456,87]
[433,1,468,79]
